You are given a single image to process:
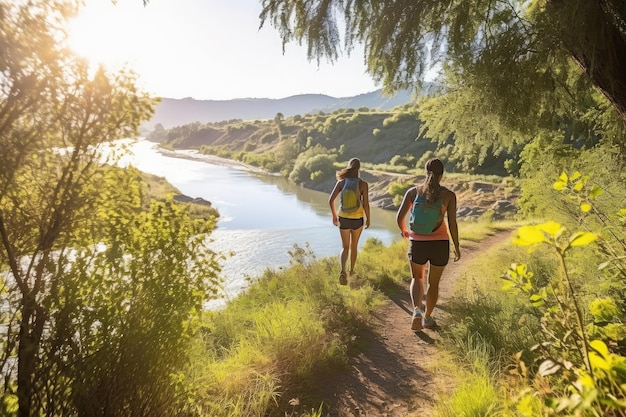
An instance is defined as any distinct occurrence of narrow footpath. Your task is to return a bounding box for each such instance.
[319,230,513,417]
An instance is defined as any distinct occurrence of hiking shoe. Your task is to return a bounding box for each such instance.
[411,308,423,331]
[339,272,348,286]
[423,316,436,329]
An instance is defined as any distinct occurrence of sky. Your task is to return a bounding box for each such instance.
[67,0,382,100]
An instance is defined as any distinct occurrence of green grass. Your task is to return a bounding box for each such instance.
[183,245,386,416]
[434,335,505,417]
[433,220,566,416]
[178,220,524,416]
[167,207,557,416]
[141,172,219,220]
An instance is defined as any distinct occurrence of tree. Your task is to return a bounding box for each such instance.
[0,1,221,415]
[258,0,626,122]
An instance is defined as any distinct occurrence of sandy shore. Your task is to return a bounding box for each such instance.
[156,147,268,174]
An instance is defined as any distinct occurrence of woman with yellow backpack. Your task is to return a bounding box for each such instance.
[328,158,370,285]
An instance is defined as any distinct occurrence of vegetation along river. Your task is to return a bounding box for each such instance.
[116,138,400,308]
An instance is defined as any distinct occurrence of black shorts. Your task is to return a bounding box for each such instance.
[407,240,450,266]
[338,217,364,230]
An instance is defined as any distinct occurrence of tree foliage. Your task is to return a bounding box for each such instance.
[259,0,626,121]
[0,1,221,415]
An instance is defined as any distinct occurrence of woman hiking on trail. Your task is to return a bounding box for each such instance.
[329,157,370,285]
[396,158,461,331]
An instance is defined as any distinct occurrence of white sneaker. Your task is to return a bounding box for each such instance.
[423,316,436,329]
[411,308,423,331]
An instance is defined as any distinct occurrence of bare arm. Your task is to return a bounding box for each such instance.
[396,188,414,238]
[328,180,343,226]
[360,180,371,228]
[446,191,461,261]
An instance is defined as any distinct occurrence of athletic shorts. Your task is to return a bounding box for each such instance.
[338,216,364,230]
[407,240,450,266]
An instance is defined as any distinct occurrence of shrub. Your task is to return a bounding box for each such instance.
[388,179,414,207]
[501,171,626,416]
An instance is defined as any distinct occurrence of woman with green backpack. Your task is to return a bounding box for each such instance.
[396,158,461,331]
[329,157,371,285]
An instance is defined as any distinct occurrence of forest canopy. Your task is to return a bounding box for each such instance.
[259,0,626,122]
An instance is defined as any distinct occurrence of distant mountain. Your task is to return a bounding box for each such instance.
[142,88,418,130]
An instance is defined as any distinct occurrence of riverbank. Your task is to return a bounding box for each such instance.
[151,141,520,220]
[156,146,270,174]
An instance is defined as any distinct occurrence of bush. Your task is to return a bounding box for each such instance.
[388,179,414,207]
[500,171,626,416]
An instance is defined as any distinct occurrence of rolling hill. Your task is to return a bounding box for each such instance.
[142,88,419,129]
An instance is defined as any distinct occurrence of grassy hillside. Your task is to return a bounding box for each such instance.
[146,107,521,220]
[146,106,514,177]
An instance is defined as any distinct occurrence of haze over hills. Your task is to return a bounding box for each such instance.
[143,88,420,129]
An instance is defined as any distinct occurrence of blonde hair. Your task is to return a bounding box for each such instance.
[417,158,444,203]
[336,157,361,180]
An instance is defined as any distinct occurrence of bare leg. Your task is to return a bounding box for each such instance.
[339,228,351,274]
[348,227,364,274]
[409,261,427,310]
[424,264,446,317]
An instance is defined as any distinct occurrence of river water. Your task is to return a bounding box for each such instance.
[116,139,401,307]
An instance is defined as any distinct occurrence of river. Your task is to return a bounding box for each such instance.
[115,139,401,307]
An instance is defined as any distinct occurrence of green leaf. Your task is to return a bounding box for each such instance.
[590,340,610,356]
[569,232,597,247]
[514,263,530,276]
[589,340,611,371]
[502,280,516,291]
[589,185,604,199]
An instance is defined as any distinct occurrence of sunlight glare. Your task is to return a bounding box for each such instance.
[63,0,381,100]
[67,1,145,70]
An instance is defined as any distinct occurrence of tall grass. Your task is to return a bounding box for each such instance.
[434,334,506,417]
[426,221,551,416]
[178,220,527,416]
[182,244,386,416]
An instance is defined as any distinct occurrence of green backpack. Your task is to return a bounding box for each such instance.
[409,188,445,234]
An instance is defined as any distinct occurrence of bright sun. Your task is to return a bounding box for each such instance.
[67,2,145,70]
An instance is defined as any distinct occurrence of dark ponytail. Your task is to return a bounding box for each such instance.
[418,158,444,203]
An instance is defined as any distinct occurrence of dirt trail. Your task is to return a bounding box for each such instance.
[319,230,513,417]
